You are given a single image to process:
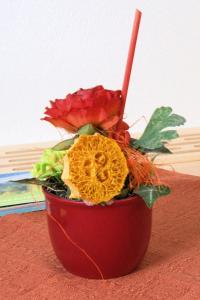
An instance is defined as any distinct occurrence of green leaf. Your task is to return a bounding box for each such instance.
[11,178,61,189]
[134,184,171,208]
[12,178,46,186]
[78,123,97,135]
[11,178,54,190]
[134,107,186,150]
[115,188,130,199]
[52,138,74,151]
[12,177,70,196]
[130,138,172,154]
[144,145,172,154]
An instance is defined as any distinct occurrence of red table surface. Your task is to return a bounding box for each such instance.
[0,170,200,300]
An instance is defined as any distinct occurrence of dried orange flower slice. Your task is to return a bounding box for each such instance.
[62,133,128,204]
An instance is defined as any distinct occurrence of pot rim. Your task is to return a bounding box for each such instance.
[43,187,141,207]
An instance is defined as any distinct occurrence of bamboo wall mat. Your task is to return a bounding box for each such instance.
[0,128,200,176]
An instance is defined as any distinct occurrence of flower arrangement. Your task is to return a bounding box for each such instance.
[15,9,187,279]
[20,85,185,208]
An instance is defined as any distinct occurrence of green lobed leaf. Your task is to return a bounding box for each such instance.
[78,123,98,135]
[134,184,171,208]
[134,107,186,151]
[52,138,74,151]
[130,138,172,154]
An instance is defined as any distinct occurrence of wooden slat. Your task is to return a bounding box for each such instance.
[0,141,54,173]
[0,128,200,176]
[151,129,200,176]
[131,128,200,176]
[158,161,200,177]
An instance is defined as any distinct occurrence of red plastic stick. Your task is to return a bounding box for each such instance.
[119,9,142,125]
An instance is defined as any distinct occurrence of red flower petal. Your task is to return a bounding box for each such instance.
[42,86,127,134]
[42,117,77,132]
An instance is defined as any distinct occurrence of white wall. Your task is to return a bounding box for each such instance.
[1,0,200,146]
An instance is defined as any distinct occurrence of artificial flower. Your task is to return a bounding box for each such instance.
[42,85,126,133]
[32,149,66,180]
[61,133,128,204]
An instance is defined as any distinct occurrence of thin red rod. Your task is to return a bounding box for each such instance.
[118,9,142,127]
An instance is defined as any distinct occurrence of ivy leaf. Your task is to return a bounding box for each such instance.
[52,138,74,151]
[134,184,171,208]
[78,123,97,135]
[134,107,186,150]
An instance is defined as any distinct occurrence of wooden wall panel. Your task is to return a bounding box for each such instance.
[0,128,200,176]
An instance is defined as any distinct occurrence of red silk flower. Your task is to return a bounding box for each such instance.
[42,86,128,133]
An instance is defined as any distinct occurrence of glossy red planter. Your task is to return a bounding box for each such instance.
[44,189,152,279]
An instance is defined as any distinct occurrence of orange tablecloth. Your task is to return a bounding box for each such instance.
[1,170,200,300]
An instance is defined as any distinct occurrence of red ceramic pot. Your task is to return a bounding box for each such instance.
[44,189,152,279]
